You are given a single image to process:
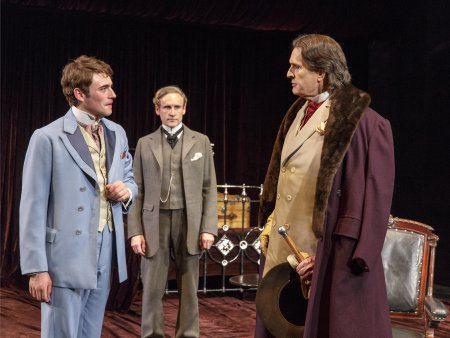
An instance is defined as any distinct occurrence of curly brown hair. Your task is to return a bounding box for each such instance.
[60,55,113,106]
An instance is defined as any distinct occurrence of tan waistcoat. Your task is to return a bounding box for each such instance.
[263,99,330,276]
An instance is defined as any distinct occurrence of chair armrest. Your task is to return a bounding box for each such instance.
[425,296,449,321]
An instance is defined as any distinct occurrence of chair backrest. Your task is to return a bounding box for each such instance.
[381,216,435,319]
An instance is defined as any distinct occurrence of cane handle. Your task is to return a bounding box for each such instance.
[278,226,307,262]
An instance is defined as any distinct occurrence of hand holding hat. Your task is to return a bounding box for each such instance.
[287,253,313,299]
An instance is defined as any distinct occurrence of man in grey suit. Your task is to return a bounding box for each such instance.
[19,55,137,338]
[128,85,217,338]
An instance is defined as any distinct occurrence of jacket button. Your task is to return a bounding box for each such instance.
[75,230,82,235]
[276,193,280,200]
[80,186,86,192]
[286,194,292,201]
[78,206,84,212]
[337,190,342,197]
[285,223,290,230]
[290,167,296,173]
[281,167,286,173]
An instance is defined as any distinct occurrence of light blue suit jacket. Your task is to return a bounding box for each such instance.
[19,109,137,289]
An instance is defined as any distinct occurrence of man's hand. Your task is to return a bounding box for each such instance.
[106,181,130,202]
[260,214,274,256]
[199,233,214,251]
[131,235,146,256]
[287,253,313,299]
[29,272,52,302]
[296,255,315,282]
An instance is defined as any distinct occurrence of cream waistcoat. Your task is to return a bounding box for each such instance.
[79,126,112,232]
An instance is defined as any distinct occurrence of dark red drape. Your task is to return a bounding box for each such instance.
[2,1,450,290]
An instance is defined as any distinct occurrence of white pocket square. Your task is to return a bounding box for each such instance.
[191,152,203,161]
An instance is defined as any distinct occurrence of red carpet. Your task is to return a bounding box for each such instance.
[1,286,449,337]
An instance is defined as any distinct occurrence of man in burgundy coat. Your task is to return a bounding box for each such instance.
[257,34,395,337]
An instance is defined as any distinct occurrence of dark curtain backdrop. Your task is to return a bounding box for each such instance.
[2,1,449,288]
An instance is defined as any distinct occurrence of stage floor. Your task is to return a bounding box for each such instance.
[1,285,449,337]
[0,285,256,338]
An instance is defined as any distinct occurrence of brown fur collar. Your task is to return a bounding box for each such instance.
[259,85,370,237]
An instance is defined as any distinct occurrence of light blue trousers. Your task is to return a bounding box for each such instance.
[41,227,113,338]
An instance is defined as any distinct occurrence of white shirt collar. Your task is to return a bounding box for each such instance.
[310,91,330,103]
[72,106,100,125]
[161,123,183,137]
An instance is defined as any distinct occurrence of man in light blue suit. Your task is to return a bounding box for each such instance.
[19,55,137,338]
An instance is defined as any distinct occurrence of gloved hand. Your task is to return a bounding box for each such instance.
[260,213,273,256]
[287,253,312,299]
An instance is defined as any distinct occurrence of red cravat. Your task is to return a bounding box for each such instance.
[300,100,324,129]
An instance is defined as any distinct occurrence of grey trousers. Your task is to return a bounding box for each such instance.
[141,209,200,338]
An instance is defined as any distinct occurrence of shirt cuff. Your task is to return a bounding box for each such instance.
[28,271,46,277]
[122,188,133,209]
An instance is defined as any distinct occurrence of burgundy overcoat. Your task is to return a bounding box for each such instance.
[258,85,395,338]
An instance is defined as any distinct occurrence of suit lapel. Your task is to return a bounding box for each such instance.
[282,99,330,167]
[150,125,195,174]
[102,121,116,174]
[281,103,307,163]
[182,125,196,160]
[61,109,97,182]
[148,129,163,179]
